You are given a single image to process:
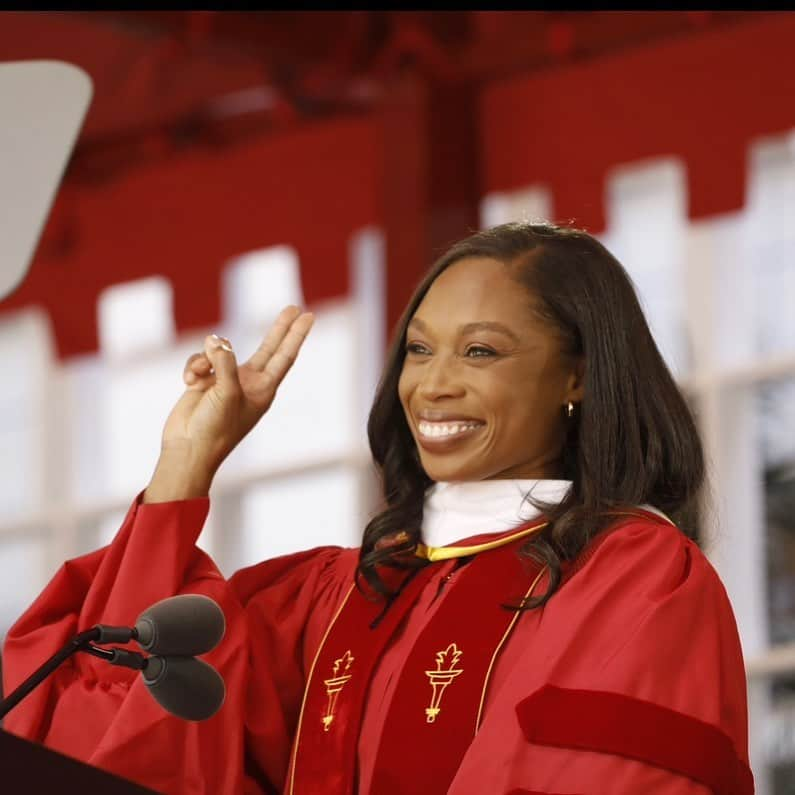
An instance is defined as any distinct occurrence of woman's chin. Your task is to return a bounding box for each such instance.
[420,457,484,483]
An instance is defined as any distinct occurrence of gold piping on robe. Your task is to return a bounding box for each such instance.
[415,508,676,562]
[415,520,548,561]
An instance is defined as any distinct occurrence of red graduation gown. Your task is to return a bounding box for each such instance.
[2,493,752,794]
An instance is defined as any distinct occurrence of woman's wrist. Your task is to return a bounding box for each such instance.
[143,447,217,504]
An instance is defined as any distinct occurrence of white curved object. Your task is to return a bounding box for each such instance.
[0,60,92,300]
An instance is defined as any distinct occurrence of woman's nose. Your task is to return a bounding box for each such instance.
[417,355,465,400]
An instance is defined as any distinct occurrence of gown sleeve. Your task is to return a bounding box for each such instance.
[450,517,753,795]
[1,491,355,795]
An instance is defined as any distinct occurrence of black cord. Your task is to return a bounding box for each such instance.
[0,628,99,720]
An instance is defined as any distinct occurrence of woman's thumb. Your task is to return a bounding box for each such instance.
[204,333,240,394]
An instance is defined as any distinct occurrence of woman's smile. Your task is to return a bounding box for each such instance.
[415,418,485,451]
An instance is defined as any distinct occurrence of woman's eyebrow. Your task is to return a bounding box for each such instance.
[408,317,520,343]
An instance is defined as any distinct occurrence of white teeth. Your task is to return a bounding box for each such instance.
[418,421,482,439]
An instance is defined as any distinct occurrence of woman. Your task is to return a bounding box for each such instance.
[3,222,753,794]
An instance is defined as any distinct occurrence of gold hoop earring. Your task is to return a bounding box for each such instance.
[566,401,575,419]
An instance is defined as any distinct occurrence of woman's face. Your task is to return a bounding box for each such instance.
[398,256,584,482]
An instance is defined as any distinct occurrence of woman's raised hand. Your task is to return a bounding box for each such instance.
[144,306,314,503]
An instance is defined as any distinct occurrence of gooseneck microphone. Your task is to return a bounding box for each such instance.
[0,594,226,722]
[141,656,226,722]
[94,593,226,656]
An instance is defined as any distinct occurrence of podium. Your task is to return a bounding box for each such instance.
[0,728,161,794]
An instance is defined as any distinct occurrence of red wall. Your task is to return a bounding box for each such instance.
[4,13,795,360]
[481,13,795,231]
[0,117,379,359]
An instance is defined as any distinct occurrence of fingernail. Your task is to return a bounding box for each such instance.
[210,333,233,352]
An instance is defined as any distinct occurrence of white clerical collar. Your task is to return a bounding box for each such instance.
[421,479,573,549]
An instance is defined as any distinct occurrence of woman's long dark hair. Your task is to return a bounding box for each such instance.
[357,221,706,608]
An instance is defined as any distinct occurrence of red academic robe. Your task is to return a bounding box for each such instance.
[2,493,753,794]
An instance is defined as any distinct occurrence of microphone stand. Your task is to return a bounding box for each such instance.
[0,628,147,720]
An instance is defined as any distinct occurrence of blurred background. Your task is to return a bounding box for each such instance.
[0,10,794,791]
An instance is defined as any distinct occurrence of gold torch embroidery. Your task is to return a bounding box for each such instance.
[425,643,464,723]
[322,650,354,731]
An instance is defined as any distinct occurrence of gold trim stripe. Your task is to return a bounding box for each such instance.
[415,520,548,562]
[415,507,675,562]
[473,564,548,735]
[288,582,357,795]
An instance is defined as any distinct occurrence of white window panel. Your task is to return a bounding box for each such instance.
[236,465,361,571]
[103,348,193,500]
[745,132,795,361]
[704,384,769,660]
[350,228,386,434]
[685,212,748,376]
[222,245,304,330]
[61,354,107,505]
[0,425,44,520]
[602,158,690,380]
[0,534,48,638]
[98,276,175,361]
[0,310,52,520]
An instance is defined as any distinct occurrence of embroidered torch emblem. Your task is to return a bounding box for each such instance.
[322,650,354,731]
[424,643,464,723]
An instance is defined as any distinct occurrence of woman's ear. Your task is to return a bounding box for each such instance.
[565,357,585,403]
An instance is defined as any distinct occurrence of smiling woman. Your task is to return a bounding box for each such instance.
[399,260,582,483]
[3,222,752,795]
[362,222,705,609]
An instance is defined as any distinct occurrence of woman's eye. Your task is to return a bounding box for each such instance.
[405,342,495,357]
[465,345,495,358]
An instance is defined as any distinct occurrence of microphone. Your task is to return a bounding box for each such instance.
[0,595,227,721]
[142,656,226,721]
[76,645,226,721]
[93,594,226,656]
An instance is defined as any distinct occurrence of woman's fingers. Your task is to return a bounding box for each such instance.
[184,353,210,386]
[182,308,311,399]
[203,333,241,396]
[191,354,212,373]
[246,306,305,373]
[260,311,314,388]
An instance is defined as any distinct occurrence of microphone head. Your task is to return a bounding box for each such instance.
[142,656,225,721]
[135,594,225,656]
